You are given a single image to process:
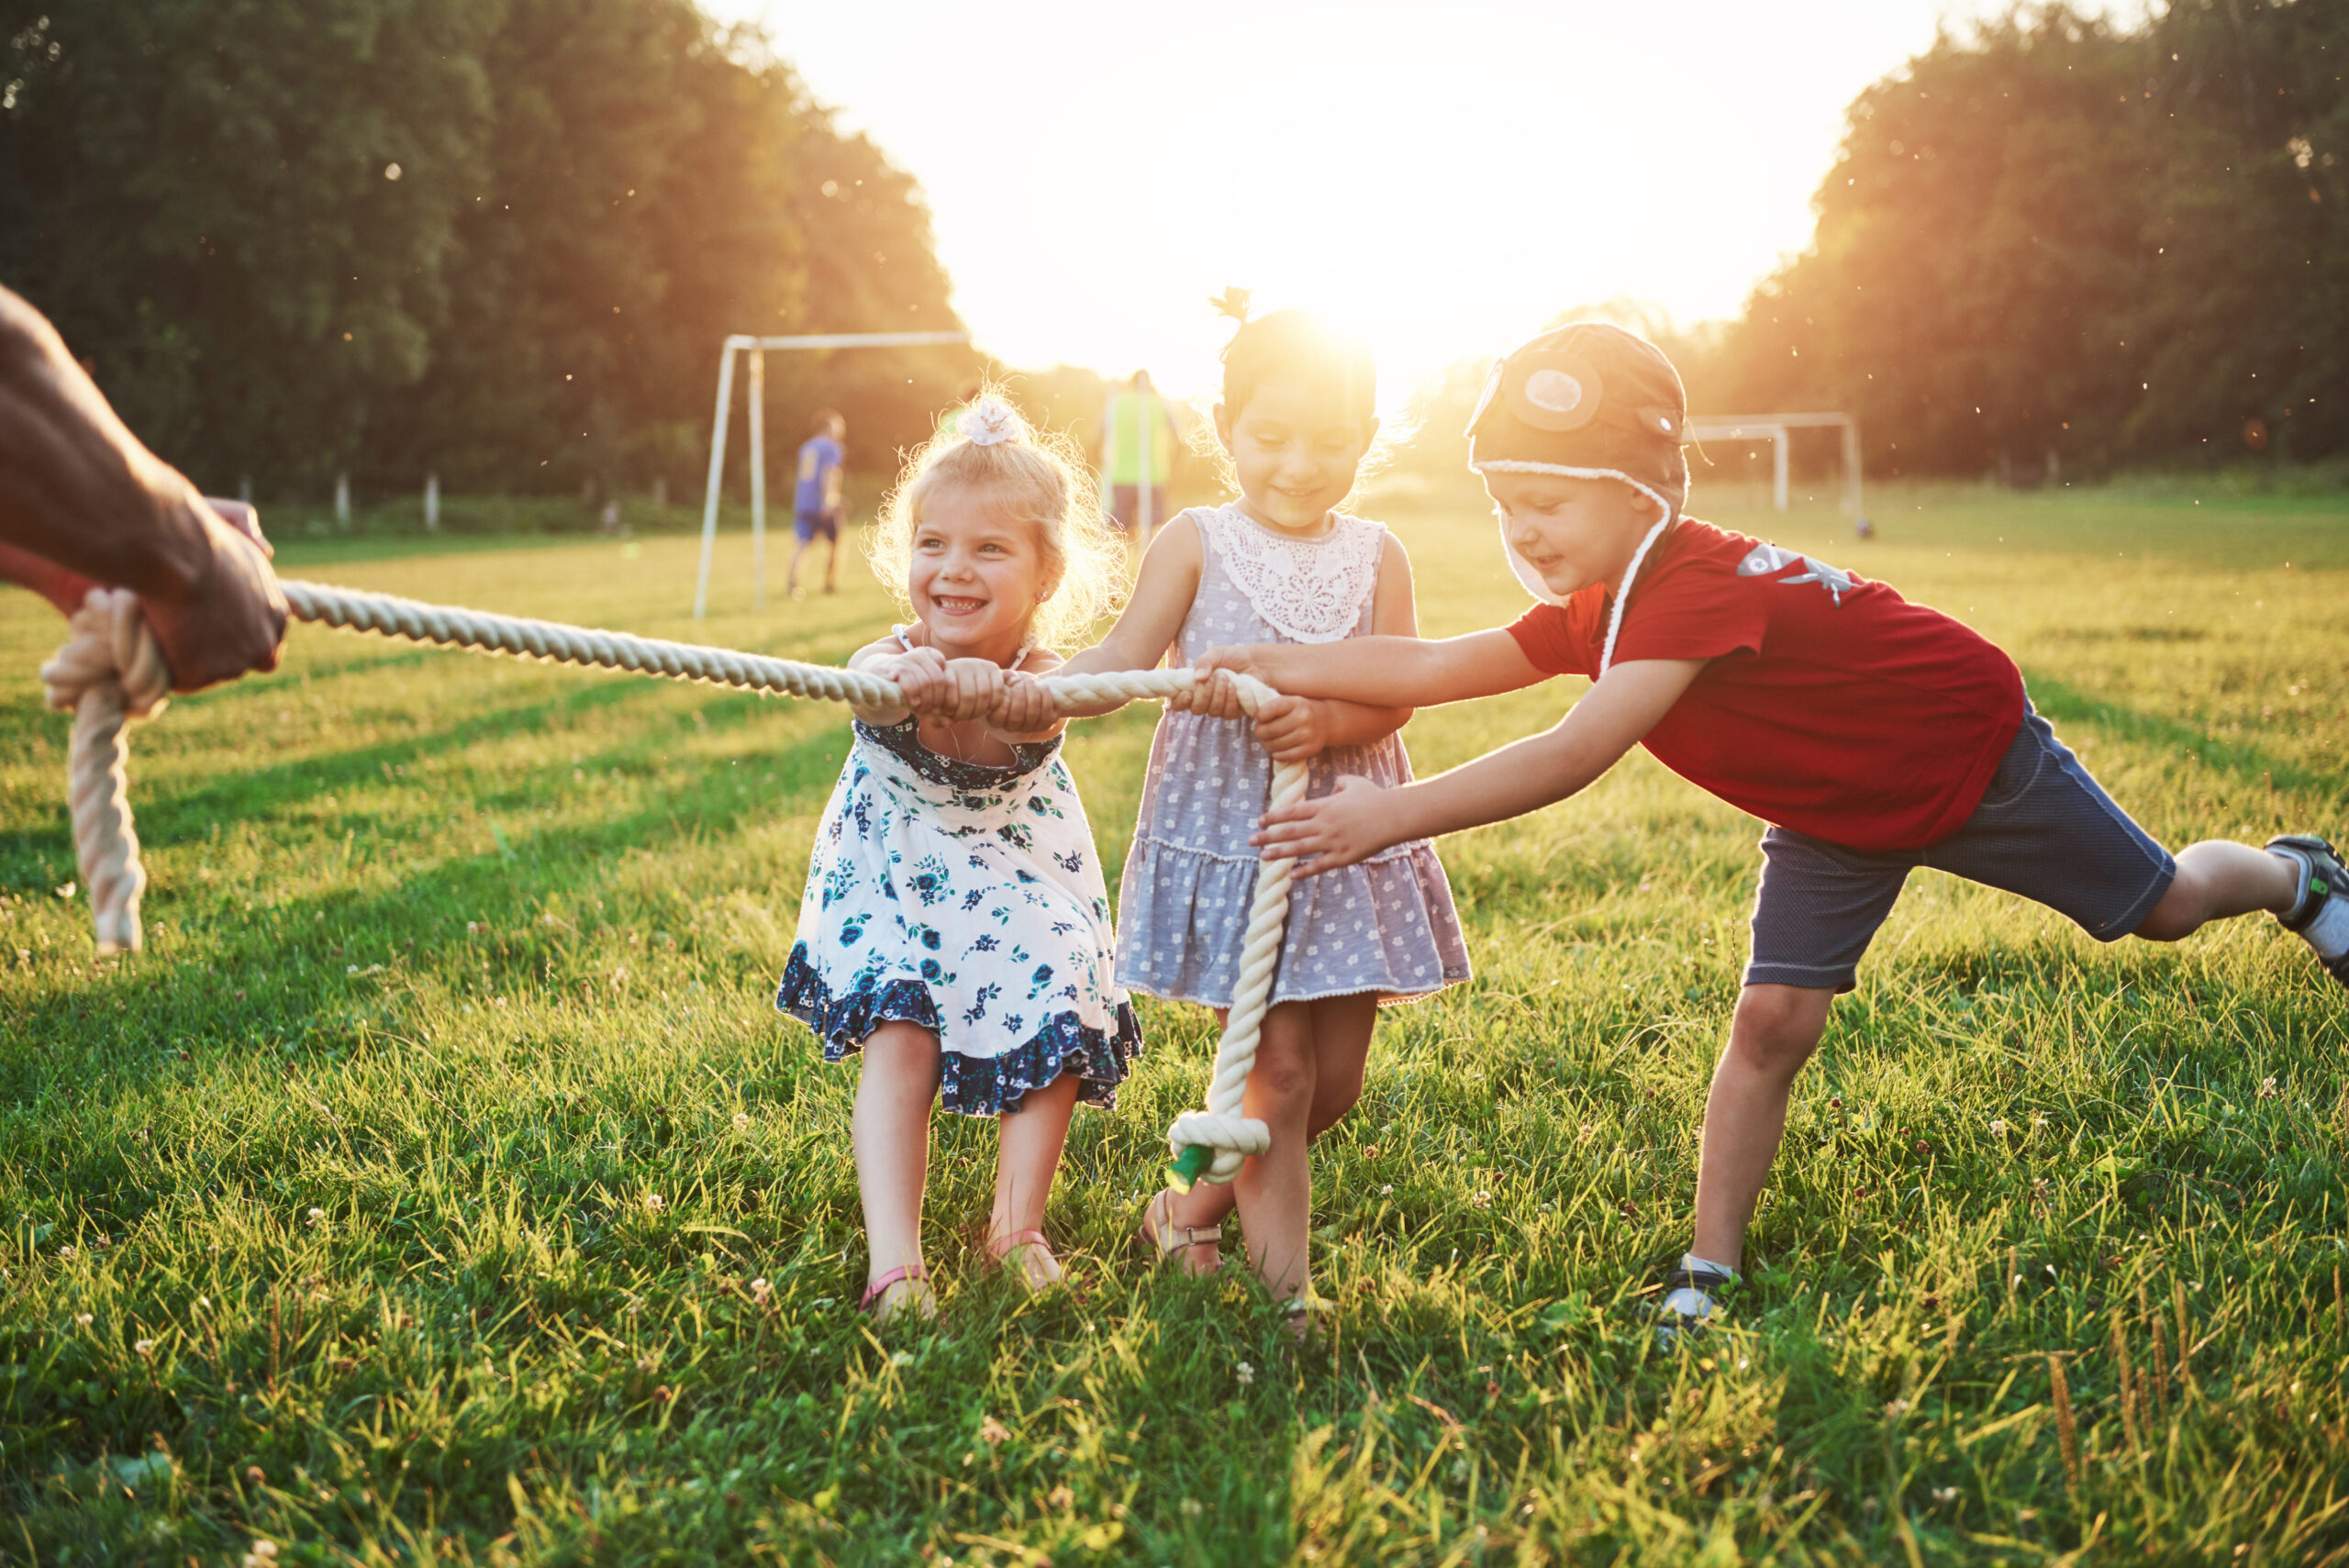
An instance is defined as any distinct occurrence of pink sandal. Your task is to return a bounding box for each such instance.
[859,1262,934,1321]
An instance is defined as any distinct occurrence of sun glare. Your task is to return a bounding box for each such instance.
[722,0,1955,402]
[1011,6,1779,405]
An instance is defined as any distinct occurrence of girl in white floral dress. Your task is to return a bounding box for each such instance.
[1050,306,1471,1318]
[776,395,1128,1323]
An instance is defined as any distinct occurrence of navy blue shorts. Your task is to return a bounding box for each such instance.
[1744,705,2177,992]
[795,509,840,543]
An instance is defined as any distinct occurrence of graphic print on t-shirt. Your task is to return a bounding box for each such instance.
[1734,542,1857,605]
[1506,517,2026,851]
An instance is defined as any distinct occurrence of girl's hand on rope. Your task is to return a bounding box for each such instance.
[987,670,1058,736]
[1250,774,1395,874]
[1167,666,1247,721]
[877,646,952,716]
[902,656,1009,723]
[1252,694,1333,763]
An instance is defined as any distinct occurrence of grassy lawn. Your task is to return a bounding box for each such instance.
[2,478,2344,1566]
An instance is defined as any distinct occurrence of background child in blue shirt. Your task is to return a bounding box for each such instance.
[789,409,846,598]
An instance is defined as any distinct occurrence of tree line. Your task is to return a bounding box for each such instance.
[0,0,981,503]
[6,3,2341,503]
[1408,3,2346,484]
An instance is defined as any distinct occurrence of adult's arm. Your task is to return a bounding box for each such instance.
[0,285,285,690]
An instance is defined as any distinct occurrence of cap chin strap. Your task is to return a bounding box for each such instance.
[1475,460,1677,673]
[1598,515,1671,675]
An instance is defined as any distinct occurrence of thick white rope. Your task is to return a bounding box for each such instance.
[39,579,1292,1181]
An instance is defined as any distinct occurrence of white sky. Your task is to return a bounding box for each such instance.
[711,0,1998,403]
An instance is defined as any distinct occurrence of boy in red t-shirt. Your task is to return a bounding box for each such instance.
[1189,322,2349,1330]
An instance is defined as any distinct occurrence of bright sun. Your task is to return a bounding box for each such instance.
[1008,6,1779,403]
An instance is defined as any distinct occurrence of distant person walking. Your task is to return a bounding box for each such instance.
[1100,371,1179,542]
[0,284,284,690]
[788,409,846,598]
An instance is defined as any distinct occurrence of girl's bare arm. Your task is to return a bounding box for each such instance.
[846,634,935,725]
[1041,519,1206,717]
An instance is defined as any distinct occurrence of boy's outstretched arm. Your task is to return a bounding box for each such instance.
[1196,628,1545,710]
[1251,658,1708,873]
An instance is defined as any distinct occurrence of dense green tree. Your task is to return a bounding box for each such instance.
[1694,3,2347,477]
[0,0,974,501]
[0,0,496,488]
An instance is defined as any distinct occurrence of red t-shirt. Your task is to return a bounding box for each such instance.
[1506,518,2024,851]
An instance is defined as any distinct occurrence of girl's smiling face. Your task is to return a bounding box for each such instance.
[1485,472,1666,597]
[1216,379,1376,536]
[908,486,1055,660]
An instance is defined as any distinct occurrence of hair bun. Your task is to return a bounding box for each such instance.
[1207,286,1252,325]
[962,395,1023,447]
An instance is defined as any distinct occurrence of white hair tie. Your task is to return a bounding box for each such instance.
[962,395,1021,448]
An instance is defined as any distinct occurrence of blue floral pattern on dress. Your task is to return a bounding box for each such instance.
[777,712,1141,1117]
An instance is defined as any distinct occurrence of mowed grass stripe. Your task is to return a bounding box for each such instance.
[0,482,2343,1566]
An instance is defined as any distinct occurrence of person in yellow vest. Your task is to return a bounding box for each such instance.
[1099,371,1179,540]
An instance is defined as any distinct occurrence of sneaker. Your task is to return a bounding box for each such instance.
[2266,835,2349,991]
[1654,1260,1735,1347]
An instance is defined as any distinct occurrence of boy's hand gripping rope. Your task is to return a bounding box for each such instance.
[39,581,1292,1188]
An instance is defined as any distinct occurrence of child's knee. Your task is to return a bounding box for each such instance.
[1248,1032,1319,1112]
[1305,1077,1364,1139]
[1727,984,1831,1076]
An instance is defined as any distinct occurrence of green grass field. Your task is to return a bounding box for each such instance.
[3,479,2345,1567]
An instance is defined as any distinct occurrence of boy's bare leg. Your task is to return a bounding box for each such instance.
[2132,840,2298,940]
[991,1072,1079,1287]
[822,536,841,593]
[1153,995,1375,1278]
[785,538,810,596]
[852,1023,942,1315]
[1689,983,1838,1273]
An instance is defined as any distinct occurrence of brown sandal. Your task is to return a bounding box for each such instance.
[1134,1190,1223,1269]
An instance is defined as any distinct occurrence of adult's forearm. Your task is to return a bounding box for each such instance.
[0,289,209,599]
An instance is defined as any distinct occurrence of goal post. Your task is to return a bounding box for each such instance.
[693,330,973,618]
[1685,412,1868,530]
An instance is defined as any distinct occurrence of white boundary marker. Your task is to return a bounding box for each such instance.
[693,330,972,618]
[1687,412,1867,526]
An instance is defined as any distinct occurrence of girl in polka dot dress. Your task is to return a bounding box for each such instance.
[1050,306,1471,1318]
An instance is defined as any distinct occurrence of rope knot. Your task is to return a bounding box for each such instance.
[1166,1109,1273,1185]
[43,588,172,955]
[40,587,171,719]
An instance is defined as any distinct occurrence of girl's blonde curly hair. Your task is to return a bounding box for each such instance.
[864,387,1124,651]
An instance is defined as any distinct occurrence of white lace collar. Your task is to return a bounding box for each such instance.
[1200,504,1384,645]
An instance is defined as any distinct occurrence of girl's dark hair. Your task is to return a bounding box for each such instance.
[1215,301,1376,430]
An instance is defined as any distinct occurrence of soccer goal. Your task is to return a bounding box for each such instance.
[692,330,972,618]
[1686,412,1869,530]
